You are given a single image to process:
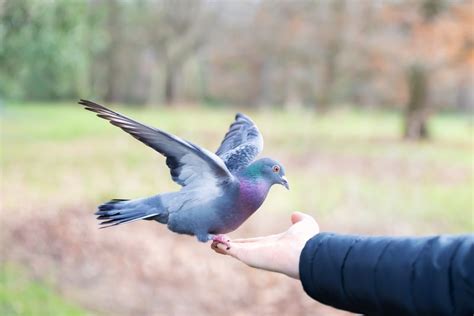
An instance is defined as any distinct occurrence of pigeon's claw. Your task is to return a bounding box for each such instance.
[210,234,231,250]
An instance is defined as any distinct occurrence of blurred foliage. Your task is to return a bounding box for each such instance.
[0,0,99,100]
[0,263,88,315]
[0,0,472,115]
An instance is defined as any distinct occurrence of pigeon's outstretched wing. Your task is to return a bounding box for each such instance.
[216,113,263,172]
[79,100,234,190]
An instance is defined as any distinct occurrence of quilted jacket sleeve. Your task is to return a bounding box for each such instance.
[299,233,474,316]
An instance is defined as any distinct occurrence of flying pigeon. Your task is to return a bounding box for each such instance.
[79,99,289,247]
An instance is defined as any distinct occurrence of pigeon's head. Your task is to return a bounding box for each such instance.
[249,157,289,190]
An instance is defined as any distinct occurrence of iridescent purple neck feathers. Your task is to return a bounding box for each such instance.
[237,176,272,214]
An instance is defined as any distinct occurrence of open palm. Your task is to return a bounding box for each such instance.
[211,212,319,279]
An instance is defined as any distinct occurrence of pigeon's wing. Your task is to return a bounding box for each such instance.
[80,100,234,190]
[216,113,264,172]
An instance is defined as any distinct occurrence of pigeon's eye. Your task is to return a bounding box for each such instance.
[272,165,280,173]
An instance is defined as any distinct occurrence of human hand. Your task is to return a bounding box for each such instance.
[211,212,319,279]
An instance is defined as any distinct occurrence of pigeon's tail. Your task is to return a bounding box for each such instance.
[95,196,168,228]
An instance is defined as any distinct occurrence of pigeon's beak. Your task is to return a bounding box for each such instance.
[280,176,290,190]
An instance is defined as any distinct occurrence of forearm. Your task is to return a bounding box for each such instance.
[299,233,474,315]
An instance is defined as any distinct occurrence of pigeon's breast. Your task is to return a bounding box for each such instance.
[210,180,268,234]
[238,179,269,214]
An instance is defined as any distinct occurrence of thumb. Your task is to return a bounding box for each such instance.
[291,211,313,224]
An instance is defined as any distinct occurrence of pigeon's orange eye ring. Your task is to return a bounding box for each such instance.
[272,165,280,173]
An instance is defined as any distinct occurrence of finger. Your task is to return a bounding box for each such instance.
[212,239,273,264]
[225,241,266,262]
[225,241,281,273]
[211,240,247,258]
[211,241,228,255]
[232,233,283,243]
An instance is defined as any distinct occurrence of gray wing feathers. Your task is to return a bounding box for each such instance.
[79,99,233,188]
[216,113,263,171]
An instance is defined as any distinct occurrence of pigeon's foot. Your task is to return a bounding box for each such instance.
[209,234,231,250]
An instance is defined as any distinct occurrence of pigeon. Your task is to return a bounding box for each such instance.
[79,99,289,247]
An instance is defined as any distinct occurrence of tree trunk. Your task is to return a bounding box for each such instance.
[256,58,272,108]
[316,0,345,112]
[404,64,430,140]
[284,66,303,111]
[104,0,121,103]
[317,50,337,111]
[164,62,178,105]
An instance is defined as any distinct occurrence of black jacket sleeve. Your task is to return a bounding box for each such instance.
[299,233,474,316]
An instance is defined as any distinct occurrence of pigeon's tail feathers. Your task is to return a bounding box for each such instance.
[98,199,129,212]
[95,196,168,228]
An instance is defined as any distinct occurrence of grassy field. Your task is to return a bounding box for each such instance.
[0,264,88,315]
[3,103,473,230]
[1,102,473,315]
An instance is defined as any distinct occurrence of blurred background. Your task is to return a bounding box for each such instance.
[1,0,473,315]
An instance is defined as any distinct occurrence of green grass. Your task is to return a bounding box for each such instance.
[2,102,473,234]
[0,263,90,316]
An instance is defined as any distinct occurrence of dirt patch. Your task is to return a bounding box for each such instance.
[3,207,353,316]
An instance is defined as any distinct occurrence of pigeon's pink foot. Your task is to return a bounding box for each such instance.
[210,234,231,250]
